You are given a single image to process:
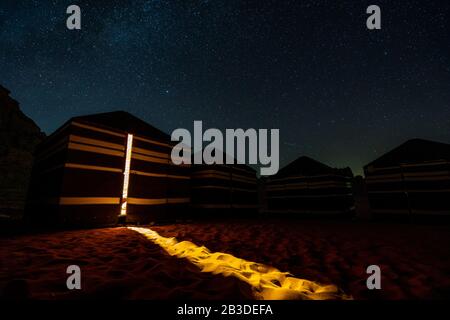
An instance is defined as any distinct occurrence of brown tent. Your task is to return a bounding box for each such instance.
[364,138,450,219]
[26,111,190,227]
[190,161,259,218]
[265,156,354,217]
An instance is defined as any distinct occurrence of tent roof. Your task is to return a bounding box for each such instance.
[364,138,450,169]
[71,111,170,141]
[275,156,352,178]
[0,85,11,96]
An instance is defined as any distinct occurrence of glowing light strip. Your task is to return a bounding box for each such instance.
[128,227,351,300]
[130,169,190,180]
[68,142,124,157]
[65,163,123,173]
[120,134,133,216]
[59,197,120,205]
[72,121,126,138]
[69,134,125,151]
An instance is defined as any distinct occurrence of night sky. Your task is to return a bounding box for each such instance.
[1,0,449,175]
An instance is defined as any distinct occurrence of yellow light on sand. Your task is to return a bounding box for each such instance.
[128,226,351,300]
[120,134,133,216]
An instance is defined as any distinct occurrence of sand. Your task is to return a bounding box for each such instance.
[0,227,252,299]
[152,220,450,299]
[1,220,450,299]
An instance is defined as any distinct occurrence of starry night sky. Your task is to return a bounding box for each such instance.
[1,0,449,175]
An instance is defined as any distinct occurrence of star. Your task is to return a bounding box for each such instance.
[0,1,448,176]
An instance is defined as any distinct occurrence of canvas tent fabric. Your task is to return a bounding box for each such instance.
[364,138,450,218]
[265,156,354,216]
[26,111,190,227]
[190,161,259,218]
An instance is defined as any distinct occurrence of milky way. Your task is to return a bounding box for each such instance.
[1,0,449,174]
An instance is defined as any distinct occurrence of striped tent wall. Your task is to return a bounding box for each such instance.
[266,174,354,215]
[126,134,191,224]
[27,121,127,226]
[190,164,258,218]
[26,123,68,225]
[26,112,191,227]
[264,156,354,216]
[230,165,259,213]
[364,139,450,219]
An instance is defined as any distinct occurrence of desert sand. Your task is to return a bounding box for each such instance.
[1,220,450,299]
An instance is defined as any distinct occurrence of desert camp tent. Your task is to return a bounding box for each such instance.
[190,160,259,218]
[265,156,354,216]
[364,138,450,219]
[26,111,190,226]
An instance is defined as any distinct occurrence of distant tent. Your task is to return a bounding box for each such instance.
[26,111,190,227]
[190,150,259,218]
[364,138,450,219]
[265,156,354,216]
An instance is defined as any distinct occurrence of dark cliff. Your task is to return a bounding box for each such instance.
[0,85,45,220]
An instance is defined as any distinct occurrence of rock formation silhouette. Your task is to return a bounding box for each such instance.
[0,85,45,220]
